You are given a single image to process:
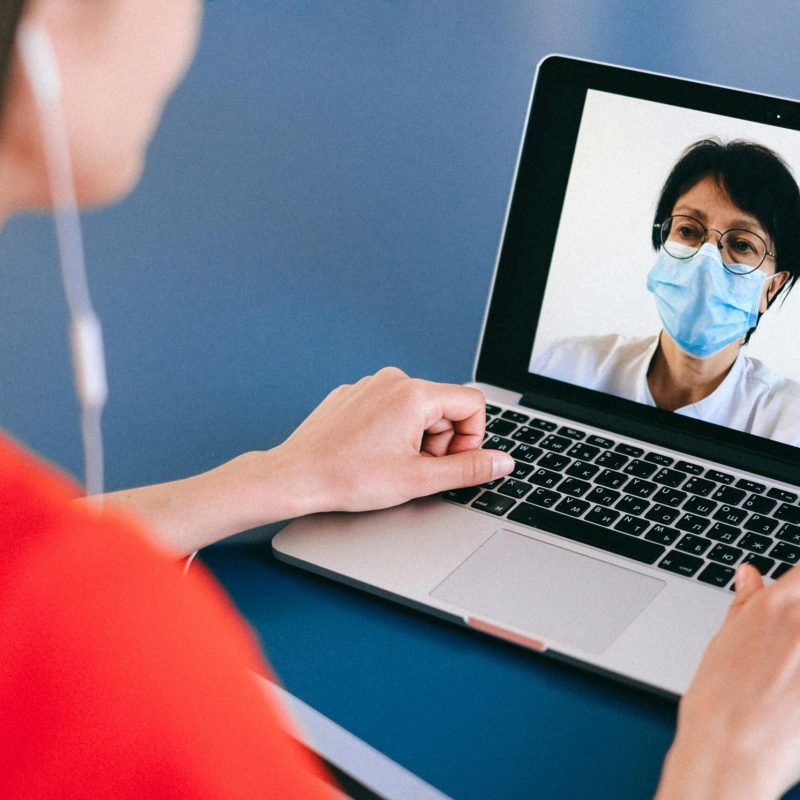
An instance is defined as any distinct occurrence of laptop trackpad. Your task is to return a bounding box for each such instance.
[430,529,665,654]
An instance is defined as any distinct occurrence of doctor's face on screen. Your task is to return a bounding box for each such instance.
[0,0,202,216]
[647,139,799,363]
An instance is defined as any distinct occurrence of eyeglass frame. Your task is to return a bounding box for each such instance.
[653,214,776,275]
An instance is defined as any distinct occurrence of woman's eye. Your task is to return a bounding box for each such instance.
[730,238,756,253]
[678,226,700,239]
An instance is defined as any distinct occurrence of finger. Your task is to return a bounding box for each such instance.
[409,448,514,495]
[731,563,764,608]
[418,382,487,436]
[421,429,456,457]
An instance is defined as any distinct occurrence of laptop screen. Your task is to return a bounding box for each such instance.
[528,89,800,449]
[476,57,800,477]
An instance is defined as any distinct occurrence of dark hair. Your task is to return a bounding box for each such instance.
[651,138,800,305]
[0,1,26,118]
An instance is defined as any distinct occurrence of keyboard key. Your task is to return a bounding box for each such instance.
[644,504,680,525]
[705,522,742,545]
[554,496,590,517]
[623,459,658,478]
[712,505,747,526]
[675,534,712,556]
[775,504,800,524]
[586,435,614,449]
[482,478,503,489]
[442,486,481,504]
[615,443,644,458]
[707,543,743,565]
[742,553,775,575]
[742,494,777,514]
[529,418,557,432]
[743,515,778,536]
[585,506,620,527]
[472,491,516,516]
[735,478,766,494]
[770,540,800,564]
[658,551,704,577]
[624,478,657,498]
[644,452,674,466]
[501,410,529,424]
[512,443,543,464]
[529,468,561,489]
[697,563,735,588]
[711,485,746,505]
[706,470,734,485]
[616,495,649,516]
[683,496,718,516]
[683,477,716,497]
[773,562,794,580]
[674,460,703,475]
[558,426,586,440]
[498,479,533,500]
[538,452,570,472]
[614,515,649,536]
[485,404,501,415]
[511,462,534,480]
[653,487,687,508]
[767,487,798,504]
[540,434,572,453]
[559,477,592,498]
[511,426,546,445]
[777,523,800,545]
[596,469,628,490]
[565,460,600,481]
[645,524,680,546]
[506,503,666,564]
[486,418,517,436]
[676,514,711,534]
[739,531,772,553]
[567,442,600,461]
[595,451,628,470]
[651,468,686,488]
[585,486,620,506]
[482,435,514,452]
[526,487,561,508]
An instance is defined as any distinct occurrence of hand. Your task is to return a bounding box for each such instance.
[274,366,515,514]
[656,563,800,799]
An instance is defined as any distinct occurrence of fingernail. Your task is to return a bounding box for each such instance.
[491,454,515,478]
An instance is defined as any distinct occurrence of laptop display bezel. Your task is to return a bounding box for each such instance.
[475,55,800,485]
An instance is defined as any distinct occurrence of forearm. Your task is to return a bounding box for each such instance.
[80,446,318,557]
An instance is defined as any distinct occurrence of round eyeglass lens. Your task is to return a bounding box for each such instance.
[660,215,704,259]
[718,230,766,274]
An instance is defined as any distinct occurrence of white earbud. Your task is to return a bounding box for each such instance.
[16,22,107,502]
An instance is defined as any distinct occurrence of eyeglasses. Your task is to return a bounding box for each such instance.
[654,215,776,275]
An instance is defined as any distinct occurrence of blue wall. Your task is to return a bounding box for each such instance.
[2,0,800,489]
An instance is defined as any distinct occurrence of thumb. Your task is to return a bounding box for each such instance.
[731,562,763,609]
[415,449,515,494]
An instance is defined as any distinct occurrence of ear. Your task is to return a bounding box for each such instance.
[761,270,791,312]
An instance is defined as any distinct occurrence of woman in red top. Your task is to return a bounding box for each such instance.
[2,2,800,798]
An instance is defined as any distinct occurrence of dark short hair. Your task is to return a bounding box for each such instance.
[652,138,800,304]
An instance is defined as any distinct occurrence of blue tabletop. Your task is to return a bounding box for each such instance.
[3,2,800,797]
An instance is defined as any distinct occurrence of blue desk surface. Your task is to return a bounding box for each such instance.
[3,2,800,798]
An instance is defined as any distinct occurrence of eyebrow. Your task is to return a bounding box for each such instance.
[674,205,767,237]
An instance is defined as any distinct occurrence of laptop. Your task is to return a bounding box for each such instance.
[272,55,800,697]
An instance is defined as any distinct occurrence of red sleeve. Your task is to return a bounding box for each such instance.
[0,436,336,799]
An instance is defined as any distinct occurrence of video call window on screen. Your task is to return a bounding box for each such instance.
[529,90,800,449]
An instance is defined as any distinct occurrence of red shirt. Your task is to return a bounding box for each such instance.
[0,434,334,798]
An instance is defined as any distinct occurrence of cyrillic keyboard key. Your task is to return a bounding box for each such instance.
[540,434,572,453]
[676,514,710,534]
[770,540,800,564]
[616,495,649,516]
[614,515,649,536]
[738,531,772,553]
[742,553,775,575]
[511,426,545,445]
[512,443,543,464]
[595,451,628,470]
[442,486,481,504]
[683,476,716,497]
[596,469,627,490]
[742,495,777,514]
[708,543,743,565]
[559,477,592,498]
[712,505,747,525]
[684,496,717,516]
[651,468,686,488]
[645,504,680,525]
[775,504,800,524]
[498,479,533,500]
[675,533,712,556]
[697,563,735,588]
[658,551,703,577]
[623,459,658,478]
[565,460,599,480]
[586,486,620,506]
[653,487,687,507]
[511,462,534,480]
[471,491,516,516]
[538,452,570,471]
[506,503,665,564]
[711,485,746,505]
[585,506,620,527]
[486,418,517,436]
[527,487,560,508]
[777,523,800,544]
[743,515,778,536]
[529,468,561,489]
[624,478,657,498]
[645,524,680,545]
[567,443,600,461]
[482,435,514,452]
[705,522,741,544]
[554,497,590,517]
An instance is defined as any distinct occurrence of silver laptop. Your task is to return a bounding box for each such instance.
[273,55,800,697]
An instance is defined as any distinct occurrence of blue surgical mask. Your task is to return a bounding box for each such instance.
[646,243,768,359]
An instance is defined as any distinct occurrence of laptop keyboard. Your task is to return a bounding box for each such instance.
[440,404,800,591]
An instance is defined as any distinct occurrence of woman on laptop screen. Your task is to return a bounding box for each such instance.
[533,139,800,446]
